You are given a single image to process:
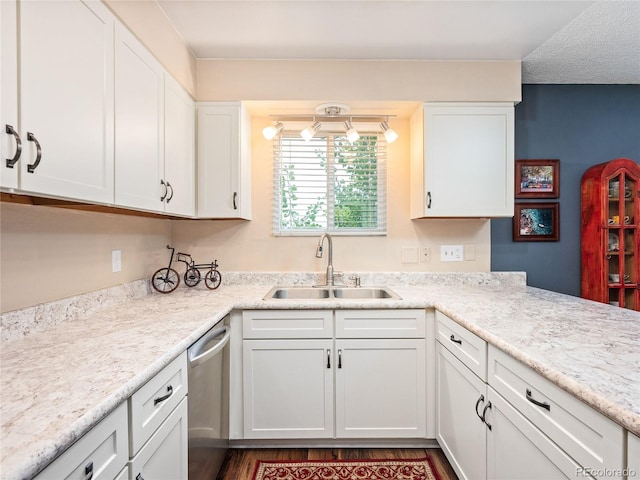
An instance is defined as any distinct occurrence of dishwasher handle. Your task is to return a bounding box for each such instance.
[188,325,230,367]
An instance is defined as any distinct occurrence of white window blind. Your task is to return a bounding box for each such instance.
[273,132,387,236]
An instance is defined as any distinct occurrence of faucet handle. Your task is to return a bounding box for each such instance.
[332,271,344,285]
[350,275,361,287]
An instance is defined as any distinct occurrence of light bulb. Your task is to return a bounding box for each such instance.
[344,121,360,144]
[301,122,321,141]
[262,122,284,140]
[381,121,398,143]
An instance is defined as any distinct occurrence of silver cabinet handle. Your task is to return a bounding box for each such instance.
[526,388,551,411]
[326,349,331,369]
[26,132,42,173]
[338,349,342,369]
[188,325,230,367]
[5,124,21,168]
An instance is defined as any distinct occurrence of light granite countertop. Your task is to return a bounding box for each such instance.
[0,273,638,480]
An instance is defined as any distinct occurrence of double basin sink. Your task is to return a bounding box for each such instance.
[264,286,401,300]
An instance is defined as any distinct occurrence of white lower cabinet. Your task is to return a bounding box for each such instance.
[629,432,640,478]
[128,397,188,480]
[335,339,425,438]
[436,311,624,480]
[34,402,129,480]
[243,338,334,439]
[128,352,188,480]
[241,309,426,440]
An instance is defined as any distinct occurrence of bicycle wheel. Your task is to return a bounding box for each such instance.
[204,269,222,290]
[184,267,201,287]
[152,267,180,293]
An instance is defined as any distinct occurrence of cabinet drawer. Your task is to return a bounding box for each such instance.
[129,352,188,455]
[436,311,487,380]
[129,397,188,480]
[488,346,624,476]
[243,310,333,339]
[336,309,425,338]
[34,402,128,480]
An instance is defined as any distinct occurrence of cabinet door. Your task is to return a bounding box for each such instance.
[436,343,487,480]
[18,0,114,203]
[163,74,194,216]
[129,398,188,480]
[486,388,591,480]
[335,339,426,438]
[1,0,19,189]
[243,339,334,439]
[196,103,251,219]
[114,24,164,212]
[414,103,514,218]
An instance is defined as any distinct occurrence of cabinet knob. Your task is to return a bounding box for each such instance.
[4,124,22,168]
[26,132,42,173]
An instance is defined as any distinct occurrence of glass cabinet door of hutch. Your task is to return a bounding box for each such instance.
[581,158,640,311]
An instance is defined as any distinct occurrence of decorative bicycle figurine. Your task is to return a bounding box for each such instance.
[152,245,222,294]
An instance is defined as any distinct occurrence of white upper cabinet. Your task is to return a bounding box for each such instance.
[163,74,195,217]
[1,0,19,189]
[197,103,252,219]
[13,0,115,203]
[114,24,164,212]
[410,103,514,218]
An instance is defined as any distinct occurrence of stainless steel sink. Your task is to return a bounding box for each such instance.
[263,286,400,300]
[332,287,400,299]
[267,287,331,299]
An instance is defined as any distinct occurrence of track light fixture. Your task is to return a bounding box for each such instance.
[300,121,321,142]
[344,120,360,144]
[262,122,284,140]
[380,121,398,144]
[265,104,399,143]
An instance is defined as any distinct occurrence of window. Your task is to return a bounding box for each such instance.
[273,132,387,236]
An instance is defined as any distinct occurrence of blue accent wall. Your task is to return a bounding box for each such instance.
[491,84,640,296]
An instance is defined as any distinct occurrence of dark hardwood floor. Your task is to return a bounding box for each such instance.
[216,447,458,480]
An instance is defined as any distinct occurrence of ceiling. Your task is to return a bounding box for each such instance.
[157,0,640,84]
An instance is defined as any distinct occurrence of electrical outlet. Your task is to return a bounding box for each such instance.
[441,245,463,262]
[422,247,431,263]
[112,249,122,273]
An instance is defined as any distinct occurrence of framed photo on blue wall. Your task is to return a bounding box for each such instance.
[513,202,560,241]
[515,159,560,198]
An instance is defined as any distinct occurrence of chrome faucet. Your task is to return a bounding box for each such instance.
[315,233,335,286]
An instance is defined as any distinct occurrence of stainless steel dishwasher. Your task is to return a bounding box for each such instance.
[187,316,231,480]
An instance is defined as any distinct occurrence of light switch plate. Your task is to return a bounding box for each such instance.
[441,245,463,262]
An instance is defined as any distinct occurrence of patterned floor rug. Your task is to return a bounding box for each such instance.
[252,457,441,480]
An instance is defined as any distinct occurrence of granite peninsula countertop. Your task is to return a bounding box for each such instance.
[0,273,638,480]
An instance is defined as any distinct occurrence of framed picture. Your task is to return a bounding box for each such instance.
[513,203,560,241]
[515,159,560,198]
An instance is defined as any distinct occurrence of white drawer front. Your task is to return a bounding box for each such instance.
[129,352,188,455]
[129,397,188,480]
[243,310,333,339]
[34,402,128,480]
[488,346,624,478]
[336,309,425,338]
[436,311,487,380]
